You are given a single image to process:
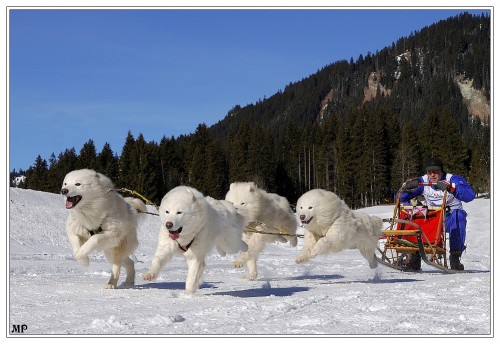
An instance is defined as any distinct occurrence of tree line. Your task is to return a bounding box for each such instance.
[19,103,489,209]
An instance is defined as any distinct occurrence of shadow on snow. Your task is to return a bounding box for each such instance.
[210,286,310,298]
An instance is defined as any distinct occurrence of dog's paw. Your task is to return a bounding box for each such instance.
[105,283,117,289]
[143,272,156,281]
[232,261,244,268]
[288,236,298,247]
[240,272,257,280]
[246,272,257,280]
[276,235,288,243]
[185,287,197,295]
[295,255,309,264]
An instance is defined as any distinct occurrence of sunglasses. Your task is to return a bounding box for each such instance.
[426,170,441,175]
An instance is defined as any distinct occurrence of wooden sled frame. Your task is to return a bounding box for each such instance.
[376,188,455,273]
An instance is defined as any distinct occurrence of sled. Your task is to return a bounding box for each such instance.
[375,184,462,273]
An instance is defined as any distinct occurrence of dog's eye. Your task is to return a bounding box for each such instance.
[308,206,313,209]
[177,211,182,215]
[240,203,245,206]
[165,211,169,214]
[75,183,81,186]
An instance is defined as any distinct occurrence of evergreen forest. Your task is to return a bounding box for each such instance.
[14,12,491,209]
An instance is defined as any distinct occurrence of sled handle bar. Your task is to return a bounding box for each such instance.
[401,181,437,189]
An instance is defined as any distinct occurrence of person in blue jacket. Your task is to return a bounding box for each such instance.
[400,157,475,270]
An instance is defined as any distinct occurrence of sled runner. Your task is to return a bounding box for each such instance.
[376,184,463,273]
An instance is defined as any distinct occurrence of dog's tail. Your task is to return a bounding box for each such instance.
[124,197,148,224]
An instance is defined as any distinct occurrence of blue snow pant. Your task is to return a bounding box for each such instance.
[445,209,467,253]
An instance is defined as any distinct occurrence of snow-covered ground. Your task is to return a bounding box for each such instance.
[7,187,492,336]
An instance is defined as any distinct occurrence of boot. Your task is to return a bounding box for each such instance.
[397,252,421,271]
[449,251,464,270]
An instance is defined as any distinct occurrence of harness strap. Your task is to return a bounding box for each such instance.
[176,237,195,252]
[88,226,103,236]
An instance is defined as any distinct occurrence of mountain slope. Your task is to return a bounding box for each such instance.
[209,12,490,141]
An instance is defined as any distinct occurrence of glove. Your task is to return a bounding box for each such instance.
[435,180,456,192]
[403,178,419,190]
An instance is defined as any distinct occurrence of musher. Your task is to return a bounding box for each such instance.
[399,157,475,270]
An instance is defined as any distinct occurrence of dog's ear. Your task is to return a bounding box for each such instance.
[185,188,197,201]
[95,172,115,190]
[230,183,235,190]
[247,182,256,193]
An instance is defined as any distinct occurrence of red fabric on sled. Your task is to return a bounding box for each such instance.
[395,208,444,247]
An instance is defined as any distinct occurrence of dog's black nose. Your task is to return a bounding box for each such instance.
[61,188,68,195]
[300,215,305,220]
[165,221,173,229]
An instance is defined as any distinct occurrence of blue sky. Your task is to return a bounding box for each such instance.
[8,8,490,172]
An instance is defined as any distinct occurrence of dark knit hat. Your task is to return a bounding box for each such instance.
[425,157,444,172]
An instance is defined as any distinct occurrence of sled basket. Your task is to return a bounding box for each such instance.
[376,190,452,272]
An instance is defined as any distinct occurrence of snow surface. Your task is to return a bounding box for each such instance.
[7,187,492,337]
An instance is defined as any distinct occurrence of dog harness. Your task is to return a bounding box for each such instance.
[176,237,195,252]
[88,226,103,236]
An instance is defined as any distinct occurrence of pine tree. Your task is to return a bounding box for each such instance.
[204,140,227,198]
[118,131,136,189]
[78,139,98,170]
[247,124,275,190]
[418,110,441,159]
[57,148,79,173]
[131,134,162,203]
[335,115,356,207]
[45,153,61,193]
[467,122,490,194]
[434,108,469,175]
[25,155,49,191]
[185,124,212,193]
[97,143,119,182]
[228,122,251,184]
[468,147,489,195]
[392,122,422,190]
[139,140,163,204]
[159,135,185,192]
[367,109,391,205]
[275,121,302,202]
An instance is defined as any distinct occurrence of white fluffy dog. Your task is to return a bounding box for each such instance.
[225,182,298,280]
[143,186,247,294]
[61,169,146,289]
[295,189,382,268]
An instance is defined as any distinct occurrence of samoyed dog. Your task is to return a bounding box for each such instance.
[143,186,247,294]
[225,182,298,280]
[61,169,146,289]
[295,189,382,268]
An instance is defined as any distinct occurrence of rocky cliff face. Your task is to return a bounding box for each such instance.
[455,75,490,123]
[363,71,391,104]
[318,89,334,121]
[318,72,490,124]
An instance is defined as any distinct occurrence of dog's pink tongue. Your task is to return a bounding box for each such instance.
[169,232,180,240]
[65,199,73,209]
